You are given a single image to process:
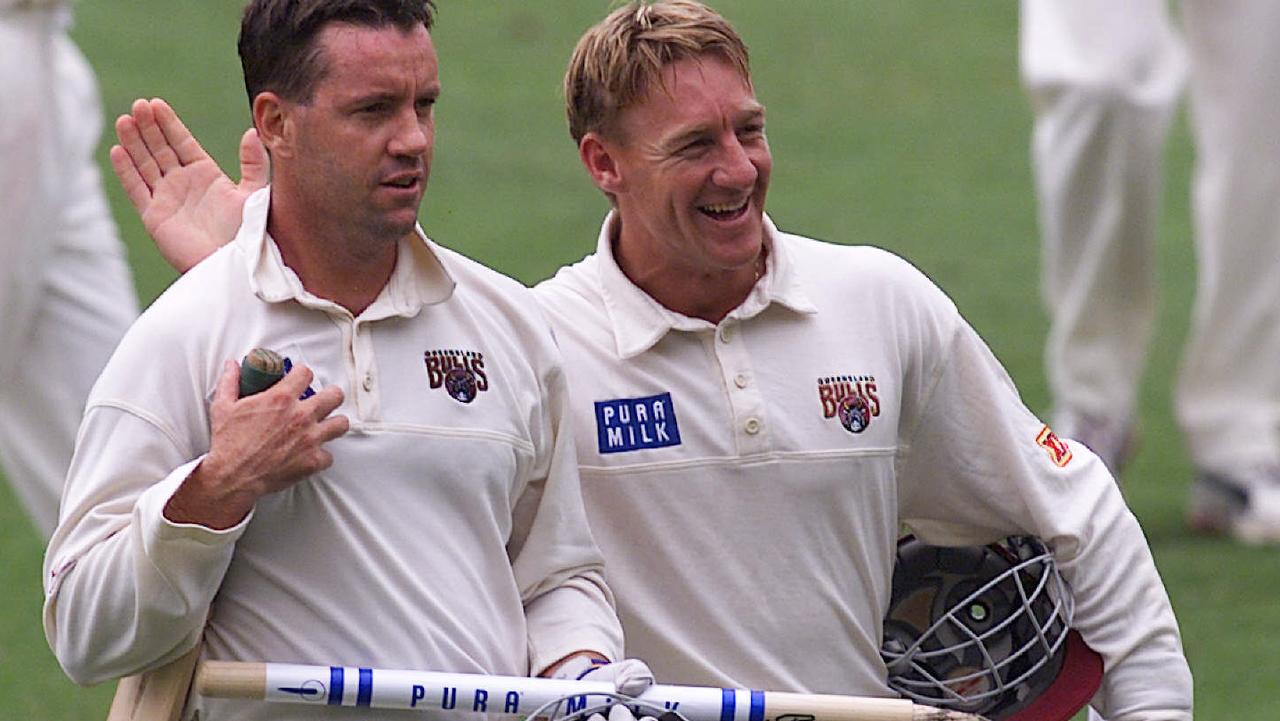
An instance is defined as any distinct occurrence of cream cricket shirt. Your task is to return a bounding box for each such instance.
[533,213,1191,720]
[43,189,622,720]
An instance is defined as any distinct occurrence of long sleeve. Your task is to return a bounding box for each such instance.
[897,319,1192,720]
[42,405,248,686]
[511,347,624,674]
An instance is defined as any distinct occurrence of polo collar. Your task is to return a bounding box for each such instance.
[595,210,817,359]
[235,187,455,320]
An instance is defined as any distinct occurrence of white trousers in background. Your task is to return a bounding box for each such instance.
[1021,0,1280,473]
[0,6,137,537]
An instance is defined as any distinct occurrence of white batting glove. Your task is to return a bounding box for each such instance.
[595,702,656,721]
[550,655,659,721]
[550,656,656,697]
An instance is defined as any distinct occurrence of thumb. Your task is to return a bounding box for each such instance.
[238,128,271,192]
[610,659,655,697]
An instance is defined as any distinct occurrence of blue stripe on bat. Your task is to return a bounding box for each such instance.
[357,668,373,706]
[328,667,343,705]
[720,689,735,721]
[749,690,764,721]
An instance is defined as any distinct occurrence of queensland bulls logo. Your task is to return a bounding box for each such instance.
[837,393,872,433]
[424,349,488,404]
[1035,425,1073,467]
[819,374,880,434]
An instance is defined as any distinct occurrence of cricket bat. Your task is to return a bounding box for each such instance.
[106,645,202,721]
[195,661,987,721]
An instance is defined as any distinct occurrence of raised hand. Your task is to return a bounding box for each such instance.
[110,98,270,273]
[164,360,348,530]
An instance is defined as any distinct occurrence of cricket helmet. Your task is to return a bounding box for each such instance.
[880,535,1103,721]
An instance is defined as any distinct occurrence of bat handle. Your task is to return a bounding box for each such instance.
[195,661,267,699]
[238,348,286,398]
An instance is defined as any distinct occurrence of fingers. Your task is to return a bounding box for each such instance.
[216,360,241,400]
[238,128,271,192]
[304,384,345,422]
[310,448,335,474]
[228,360,348,442]
[606,704,656,721]
[275,363,347,444]
[199,359,348,506]
[135,98,184,174]
[115,101,163,192]
[316,414,350,444]
[151,98,209,167]
[113,97,201,197]
[109,143,153,215]
[208,360,241,420]
[274,362,314,397]
[611,659,655,696]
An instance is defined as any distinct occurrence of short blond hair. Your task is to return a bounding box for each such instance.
[564,0,751,143]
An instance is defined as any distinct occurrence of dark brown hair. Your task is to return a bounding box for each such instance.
[238,0,436,106]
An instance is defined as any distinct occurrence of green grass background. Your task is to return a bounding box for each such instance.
[1,2,1274,718]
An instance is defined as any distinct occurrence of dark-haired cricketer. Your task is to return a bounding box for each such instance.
[42,2,627,719]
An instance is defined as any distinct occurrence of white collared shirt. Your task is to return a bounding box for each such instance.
[533,211,1191,719]
[43,188,622,720]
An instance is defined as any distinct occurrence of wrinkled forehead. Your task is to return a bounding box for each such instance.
[311,21,438,94]
[616,54,761,140]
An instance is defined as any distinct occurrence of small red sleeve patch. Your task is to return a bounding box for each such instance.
[1036,425,1073,467]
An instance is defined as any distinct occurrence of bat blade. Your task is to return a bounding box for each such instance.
[106,645,202,721]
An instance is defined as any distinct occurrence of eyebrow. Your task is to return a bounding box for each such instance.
[660,104,766,152]
[339,82,441,109]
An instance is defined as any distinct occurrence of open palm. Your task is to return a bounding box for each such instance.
[110,98,270,273]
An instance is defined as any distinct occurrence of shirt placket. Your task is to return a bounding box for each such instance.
[712,319,768,455]
[348,317,380,421]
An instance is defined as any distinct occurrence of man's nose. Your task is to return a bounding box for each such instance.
[389,108,430,157]
[712,137,758,189]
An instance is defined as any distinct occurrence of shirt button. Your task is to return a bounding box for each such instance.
[718,325,734,344]
[734,373,749,389]
[744,417,761,435]
[362,372,374,391]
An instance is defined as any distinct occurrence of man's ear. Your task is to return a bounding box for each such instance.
[579,132,624,196]
[252,92,294,159]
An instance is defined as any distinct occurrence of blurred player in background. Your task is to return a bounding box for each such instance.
[0,0,137,538]
[1022,0,1280,544]
[107,1,1193,718]
[43,2,647,719]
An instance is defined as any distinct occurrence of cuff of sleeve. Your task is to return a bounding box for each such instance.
[547,654,610,681]
[136,457,252,581]
[138,456,255,543]
[526,579,624,675]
